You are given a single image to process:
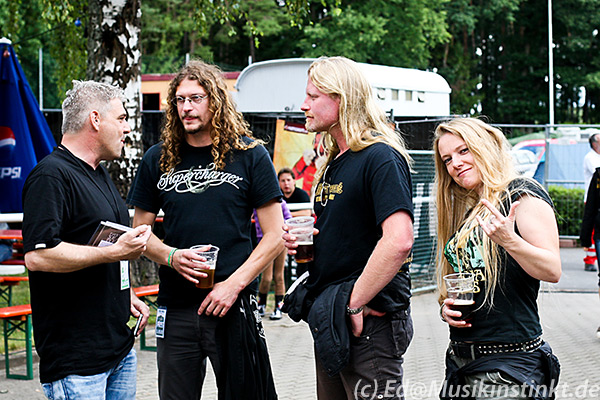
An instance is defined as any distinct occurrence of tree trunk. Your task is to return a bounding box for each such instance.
[87,0,143,199]
[87,0,159,285]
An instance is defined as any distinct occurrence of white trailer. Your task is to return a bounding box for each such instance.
[234,58,451,118]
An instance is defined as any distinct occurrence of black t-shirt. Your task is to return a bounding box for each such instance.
[444,178,553,343]
[22,147,133,383]
[126,139,282,306]
[307,142,414,293]
[285,187,310,204]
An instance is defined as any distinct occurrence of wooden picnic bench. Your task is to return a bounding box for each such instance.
[133,284,159,351]
[0,276,28,307]
[0,304,33,380]
[0,283,158,380]
[0,230,26,276]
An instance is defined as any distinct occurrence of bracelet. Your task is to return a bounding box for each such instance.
[346,305,364,315]
[167,248,178,268]
[439,303,446,322]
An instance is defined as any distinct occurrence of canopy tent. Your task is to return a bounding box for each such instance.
[0,38,55,212]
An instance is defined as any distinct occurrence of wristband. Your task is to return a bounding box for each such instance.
[167,248,178,268]
[439,303,447,322]
[346,305,364,315]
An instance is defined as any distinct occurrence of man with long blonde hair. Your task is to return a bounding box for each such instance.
[284,56,414,399]
[127,60,282,399]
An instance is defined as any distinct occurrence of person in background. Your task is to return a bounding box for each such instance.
[278,167,312,217]
[580,166,600,338]
[255,200,292,320]
[0,222,13,263]
[127,60,282,399]
[435,117,561,399]
[582,132,600,271]
[22,80,151,399]
[283,56,414,399]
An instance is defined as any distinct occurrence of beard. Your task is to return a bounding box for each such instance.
[184,125,203,135]
[181,114,208,135]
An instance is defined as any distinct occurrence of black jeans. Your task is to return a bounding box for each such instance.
[156,304,221,400]
[316,308,413,400]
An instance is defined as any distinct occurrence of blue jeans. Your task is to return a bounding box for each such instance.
[42,348,137,400]
[0,243,12,262]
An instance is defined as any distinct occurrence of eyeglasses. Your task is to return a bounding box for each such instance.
[172,94,209,106]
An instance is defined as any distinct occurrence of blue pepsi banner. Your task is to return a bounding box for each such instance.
[0,39,55,212]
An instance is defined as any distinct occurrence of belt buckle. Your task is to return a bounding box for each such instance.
[470,345,477,359]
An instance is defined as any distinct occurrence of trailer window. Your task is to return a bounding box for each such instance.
[391,89,399,100]
[377,88,386,100]
[405,91,413,101]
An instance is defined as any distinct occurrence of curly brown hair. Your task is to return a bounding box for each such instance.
[159,60,262,172]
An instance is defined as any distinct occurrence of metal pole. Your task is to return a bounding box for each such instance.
[544,125,550,189]
[548,0,555,126]
[38,48,43,110]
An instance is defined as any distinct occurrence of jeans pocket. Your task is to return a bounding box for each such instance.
[42,383,54,400]
[391,309,414,358]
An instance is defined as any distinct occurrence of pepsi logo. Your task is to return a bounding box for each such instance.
[0,126,16,148]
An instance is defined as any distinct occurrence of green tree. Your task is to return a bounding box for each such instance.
[141,0,214,74]
[297,0,450,68]
[430,0,525,118]
[552,0,600,123]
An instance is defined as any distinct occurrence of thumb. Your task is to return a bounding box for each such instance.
[365,306,386,317]
[507,201,520,222]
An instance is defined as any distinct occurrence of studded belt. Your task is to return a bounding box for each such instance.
[449,336,543,359]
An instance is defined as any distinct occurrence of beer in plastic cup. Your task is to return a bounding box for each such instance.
[443,272,475,320]
[190,245,219,289]
[285,217,314,264]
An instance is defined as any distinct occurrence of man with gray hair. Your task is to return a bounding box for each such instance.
[22,80,151,398]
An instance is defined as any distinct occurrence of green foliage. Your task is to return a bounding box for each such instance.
[0,0,86,106]
[298,0,450,68]
[548,185,585,237]
[39,0,86,102]
[298,7,388,61]
[10,0,600,126]
[141,0,214,74]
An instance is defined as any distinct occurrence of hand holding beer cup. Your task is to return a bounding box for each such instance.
[190,245,219,289]
[284,216,314,264]
[443,273,475,325]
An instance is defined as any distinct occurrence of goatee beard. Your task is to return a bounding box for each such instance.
[185,126,203,135]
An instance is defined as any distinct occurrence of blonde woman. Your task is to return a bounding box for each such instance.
[434,117,561,399]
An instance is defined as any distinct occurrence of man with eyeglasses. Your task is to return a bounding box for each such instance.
[284,57,414,399]
[127,60,282,399]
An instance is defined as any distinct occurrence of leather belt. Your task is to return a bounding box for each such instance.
[449,336,543,359]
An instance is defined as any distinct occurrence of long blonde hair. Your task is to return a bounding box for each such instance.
[433,117,520,305]
[160,60,261,172]
[307,57,411,183]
